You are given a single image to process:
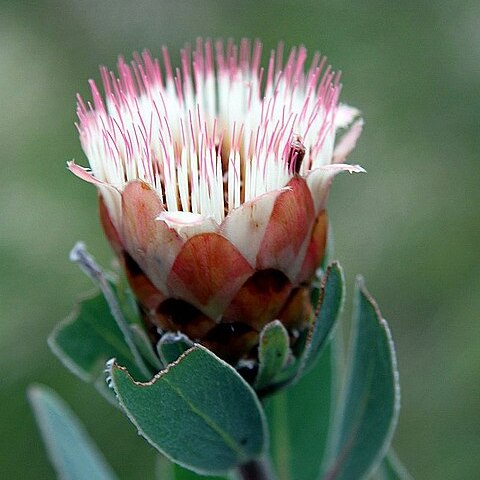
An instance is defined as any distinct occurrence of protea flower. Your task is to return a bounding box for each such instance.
[69,39,363,366]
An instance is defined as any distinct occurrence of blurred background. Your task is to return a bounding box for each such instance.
[1,0,478,478]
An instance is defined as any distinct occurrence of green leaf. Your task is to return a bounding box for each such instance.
[115,273,143,326]
[49,291,147,390]
[69,242,151,379]
[28,384,117,480]
[255,320,291,391]
[157,332,193,365]
[109,345,267,475]
[266,341,334,480]
[324,278,400,480]
[130,324,163,371]
[370,451,413,480]
[303,262,344,373]
[259,263,345,396]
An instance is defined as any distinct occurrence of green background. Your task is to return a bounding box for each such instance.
[1,1,478,478]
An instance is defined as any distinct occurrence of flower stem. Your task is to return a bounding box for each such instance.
[234,457,276,480]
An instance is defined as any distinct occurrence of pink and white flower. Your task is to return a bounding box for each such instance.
[69,39,363,362]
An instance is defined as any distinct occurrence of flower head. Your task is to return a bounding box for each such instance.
[69,39,363,363]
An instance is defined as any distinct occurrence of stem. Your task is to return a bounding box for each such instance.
[234,457,276,480]
[270,394,290,480]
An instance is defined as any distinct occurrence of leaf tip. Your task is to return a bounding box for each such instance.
[328,259,343,272]
[355,275,385,324]
[26,383,45,406]
[354,273,365,288]
[69,241,87,263]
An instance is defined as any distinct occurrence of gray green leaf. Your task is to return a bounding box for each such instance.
[28,384,118,480]
[69,242,151,378]
[324,278,400,480]
[109,345,267,475]
[303,262,344,373]
[255,320,291,391]
[49,291,147,388]
[266,341,334,480]
[157,332,193,366]
[130,324,163,371]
